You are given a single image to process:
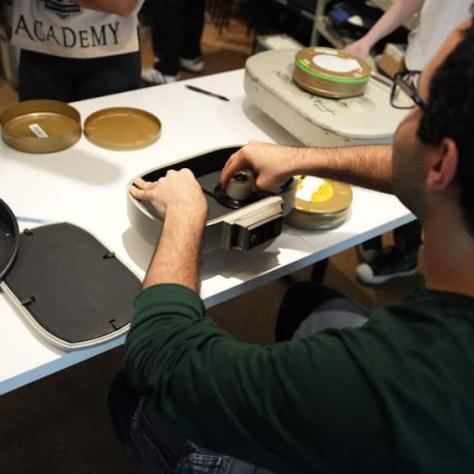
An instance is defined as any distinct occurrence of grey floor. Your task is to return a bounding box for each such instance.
[0,346,137,473]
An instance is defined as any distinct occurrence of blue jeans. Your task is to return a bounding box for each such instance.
[109,284,368,473]
[108,372,271,474]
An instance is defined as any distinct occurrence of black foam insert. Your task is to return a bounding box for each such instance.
[142,146,241,182]
[0,199,19,281]
[5,223,140,345]
[138,147,294,220]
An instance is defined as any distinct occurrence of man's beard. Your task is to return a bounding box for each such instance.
[392,140,426,221]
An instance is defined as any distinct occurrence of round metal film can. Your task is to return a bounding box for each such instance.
[293,47,372,99]
[0,100,81,154]
[84,107,161,151]
[286,176,353,230]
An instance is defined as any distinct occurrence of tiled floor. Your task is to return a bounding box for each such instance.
[0,16,422,474]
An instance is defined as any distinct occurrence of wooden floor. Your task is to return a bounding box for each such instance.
[0,16,422,474]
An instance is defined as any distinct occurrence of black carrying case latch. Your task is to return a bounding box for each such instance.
[20,296,36,306]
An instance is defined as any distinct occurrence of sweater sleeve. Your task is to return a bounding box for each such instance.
[125,284,391,473]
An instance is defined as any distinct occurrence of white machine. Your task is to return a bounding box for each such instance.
[245,49,408,147]
[128,147,297,252]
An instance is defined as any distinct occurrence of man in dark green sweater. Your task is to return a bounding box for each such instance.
[109,13,474,474]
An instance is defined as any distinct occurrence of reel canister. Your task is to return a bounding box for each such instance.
[293,47,372,99]
[286,176,353,230]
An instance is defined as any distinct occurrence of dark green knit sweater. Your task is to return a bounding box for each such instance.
[125,284,474,473]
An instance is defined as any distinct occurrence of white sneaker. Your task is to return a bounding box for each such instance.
[141,68,178,85]
[356,250,418,286]
[179,56,204,73]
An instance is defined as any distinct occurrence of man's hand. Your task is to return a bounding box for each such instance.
[130,169,208,223]
[220,141,300,191]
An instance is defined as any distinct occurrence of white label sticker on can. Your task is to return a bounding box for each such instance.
[29,123,49,139]
[313,55,362,73]
[297,176,325,201]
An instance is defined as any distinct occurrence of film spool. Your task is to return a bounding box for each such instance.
[286,176,353,230]
[225,170,255,201]
[293,47,372,99]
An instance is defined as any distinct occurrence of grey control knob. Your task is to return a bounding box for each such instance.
[226,170,254,201]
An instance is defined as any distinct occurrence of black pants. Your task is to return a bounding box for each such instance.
[394,220,422,257]
[19,49,141,102]
[365,220,422,258]
[150,0,205,76]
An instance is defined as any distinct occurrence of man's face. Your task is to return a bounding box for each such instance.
[391,25,467,218]
[392,94,426,217]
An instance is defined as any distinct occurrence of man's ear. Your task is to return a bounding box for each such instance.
[426,137,459,190]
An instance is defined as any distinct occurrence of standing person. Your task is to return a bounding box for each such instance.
[11,0,144,102]
[343,0,473,285]
[109,17,474,473]
[141,0,205,85]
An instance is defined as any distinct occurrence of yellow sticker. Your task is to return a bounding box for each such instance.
[296,176,333,203]
[311,181,333,202]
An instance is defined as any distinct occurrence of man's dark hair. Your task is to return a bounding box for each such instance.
[417,8,474,235]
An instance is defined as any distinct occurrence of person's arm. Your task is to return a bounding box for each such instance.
[220,141,394,194]
[129,170,207,292]
[142,210,204,291]
[344,0,424,58]
[73,0,139,17]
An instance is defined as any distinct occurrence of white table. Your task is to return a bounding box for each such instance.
[0,70,413,395]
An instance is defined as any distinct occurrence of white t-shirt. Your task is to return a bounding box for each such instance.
[405,0,472,69]
[11,0,144,59]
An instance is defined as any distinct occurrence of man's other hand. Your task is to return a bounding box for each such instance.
[130,169,208,222]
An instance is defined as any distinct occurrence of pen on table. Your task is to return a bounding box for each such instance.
[185,84,230,102]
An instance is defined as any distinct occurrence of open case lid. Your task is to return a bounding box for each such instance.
[0,199,19,281]
[84,107,161,151]
[2,223,140,351]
